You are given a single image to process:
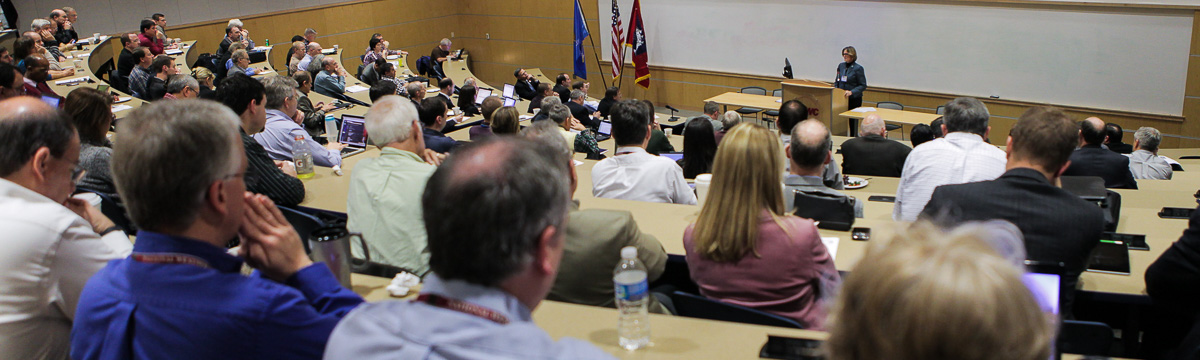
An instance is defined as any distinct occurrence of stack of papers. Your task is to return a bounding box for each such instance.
[164,49,183,55]
[386,55,400,60]
[54,76,90,85]
[111,104,133,113]
[821,237,840,260]
[345,85,369,93]
[850,107,877,113]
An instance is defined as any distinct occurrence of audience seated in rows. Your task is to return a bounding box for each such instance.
[528,82,554,113]
[368,81,397,103]
[1062,116,1138,189]
[591,99,696,205]
[0,47,11,65]
[359,57,383,86]
[117,33,139,78]
[192,67,217,99]
[639,99,676,155]
[715,111,741,144]
[253,75,344,167]
[137,19,166,55]
[128,47,153,99]
[15,32,74,79]
[1105,122,1134,154]
[598,86,620,118]
[777,99,843,190]
[893,97,1005,221]
[0,63,25,100]
[546,103,605,159]
[216,73,305,206]
[313,57,348,99]
[553,73,571,104]
[297,42,323,75]
[921,106,1104,317]
[826,221,1055,360]
[909,123,935,147]
[678,116,716,179]
[50,9,78,44]
[378,62,406,97]
[32,20,71,62]
[685,122,840,329]
[531,95,561,123]
[292,71,336,137]
[419,97,459,154]
[362,37,386,66]
[1128,126,1172,180]
[840,113,911,177]
[567,90,600,129]
[326,136,611,359]
[785,119,863,217]
[404,81,425,107]
[470,96,503,140]
[702,101,725,132]
[227,49,259,77]
[456,77,479,116]
[21,55,60,100]
[67,88,118,203]
[0,97,131,359]
[348,96,442,275]
[151,13,173,46]
[521,120,670,314]
[288,41,306,75]
[70,100,364,360]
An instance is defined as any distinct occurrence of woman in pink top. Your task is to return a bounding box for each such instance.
[683,123,839,329]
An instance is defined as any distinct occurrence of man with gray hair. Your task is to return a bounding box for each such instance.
[703,101,724,132]
[297,42,323,74]
[71,100,363,359]
[715,110,741,144]
[520,120,669,313]
[253,75,345,167]
[347,95,442,275]
[163,74,199,100]
[893,97,1006,221]
[785,119,863,217]
[839,113,911,177]
[0,97,131,360]
[325,136,613,359]
[546,103,605,159]
[532,95,563,123]
[1128,126,1172,180]
[566,89,601,129]
[313,57,348,99]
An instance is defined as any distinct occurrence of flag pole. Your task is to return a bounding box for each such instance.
[585,22,608,89]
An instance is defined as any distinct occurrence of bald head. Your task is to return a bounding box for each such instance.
[1080,116,1107,145]
[860,114,885,137]
[307,42,322,54]
[789,119,833,174]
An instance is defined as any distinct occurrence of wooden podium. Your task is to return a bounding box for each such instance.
[780,79,850,136]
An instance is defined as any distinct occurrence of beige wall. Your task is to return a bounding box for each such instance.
[165,0,1200,148]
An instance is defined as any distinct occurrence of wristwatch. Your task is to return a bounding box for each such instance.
[98,226,121,236]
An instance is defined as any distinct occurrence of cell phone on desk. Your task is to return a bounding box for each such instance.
[851,227,870,241]
[760,335,824,360]
[867,195,895,203]
[1159,207,1194,219]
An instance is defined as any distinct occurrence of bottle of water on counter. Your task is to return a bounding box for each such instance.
[293,133,314,179]
[614,246,650,350]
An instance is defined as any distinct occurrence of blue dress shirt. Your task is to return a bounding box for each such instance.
[70,231,365,360]
[313,70,345,98]
[323,273,613,359]
[254,109,342,167]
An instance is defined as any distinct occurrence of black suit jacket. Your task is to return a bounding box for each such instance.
[515,79,539,100]
[554,84,570,104]
[566,101,599,129]
[1062,144,1138,189]
[117,49,136,78]
[1107,141,1134,154]
[1146,204,1200,313]
[921,168,1105,317]
[528,94,545,114]
[839,134,911,177]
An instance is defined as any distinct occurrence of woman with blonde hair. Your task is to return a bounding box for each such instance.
[490,106,521,135]
[683,123,839,329]
[825,221,1056,360]
[191,67,217,99]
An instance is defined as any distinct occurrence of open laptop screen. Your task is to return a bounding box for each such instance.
[475,88,493,105]
[503,84,515,98]
[1022,272,1060,315]
[598,121,613,136]
[503,97,517,107]
[339,115,368,147]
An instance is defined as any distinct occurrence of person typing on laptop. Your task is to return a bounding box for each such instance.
[252,76,344,167]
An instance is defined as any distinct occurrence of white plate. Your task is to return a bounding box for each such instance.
[844,176,869,189]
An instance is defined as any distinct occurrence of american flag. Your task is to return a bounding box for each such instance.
[610,0,624,79]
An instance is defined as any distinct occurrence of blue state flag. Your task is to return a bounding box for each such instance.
[573,0,590,79]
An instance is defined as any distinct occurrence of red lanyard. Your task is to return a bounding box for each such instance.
[131,253,211,269]
[414,294,510,325]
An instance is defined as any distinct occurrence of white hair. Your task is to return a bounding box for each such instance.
[464,77,476,87]
[721,111,741,129]
[227,19,244,28]
[365,96,419,145]
[31,19,51,31]
[860,114,885,136]
[439,38,452,46]
[1134,126,1162,152]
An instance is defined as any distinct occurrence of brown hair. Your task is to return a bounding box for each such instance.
[1009,106,1077,172]
[841,46,857,62]
[64,87,114,145]
[490,106,521,135]
[690,123,787,262]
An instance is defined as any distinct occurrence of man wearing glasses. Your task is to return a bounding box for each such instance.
[0,97,132,360]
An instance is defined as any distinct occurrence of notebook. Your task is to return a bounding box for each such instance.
[338,115,369,158]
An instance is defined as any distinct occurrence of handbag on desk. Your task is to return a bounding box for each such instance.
[792,191,855,231]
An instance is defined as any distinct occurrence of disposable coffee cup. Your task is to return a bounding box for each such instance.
[663,127,673,136]
[694,174,712,207]
[73,192,102,212]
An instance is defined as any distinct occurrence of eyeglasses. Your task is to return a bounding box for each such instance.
[224,170,258,188]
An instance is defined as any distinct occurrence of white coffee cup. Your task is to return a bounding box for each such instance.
[73,192,102,212]
[663,127,673,136]
[694,173,713,207]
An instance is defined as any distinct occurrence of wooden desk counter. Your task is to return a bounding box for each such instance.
[704,92,781,112]
[51,40,197,119]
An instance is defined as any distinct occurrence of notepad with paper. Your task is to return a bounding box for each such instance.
[345,85,369,93]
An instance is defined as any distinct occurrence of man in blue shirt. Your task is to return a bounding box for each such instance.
[313,57,347,99]
[418,97,459,154]
[253,75,344,167]
[70,100,364,360]
[324,137,612,359]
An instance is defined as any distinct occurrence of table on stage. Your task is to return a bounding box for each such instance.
[838,108,942,138]
[704,92,781,115]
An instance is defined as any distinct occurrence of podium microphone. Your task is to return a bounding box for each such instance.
[783,57,794,79]
[664,104,681,123]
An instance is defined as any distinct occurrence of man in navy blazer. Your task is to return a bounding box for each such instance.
[1062,117,1138,189]
[513,68,540,100]
[921,106,1105,318]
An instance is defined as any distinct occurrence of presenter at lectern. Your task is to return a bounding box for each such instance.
[834,46,867,110]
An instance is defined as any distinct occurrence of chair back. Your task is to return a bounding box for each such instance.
[772,89,783,97]
[876,101,903,110]
[792,191,855,231]
[740,86,767,96]
[936,105,946,115]
[670,291,803,329]
[1059,320,1113,356]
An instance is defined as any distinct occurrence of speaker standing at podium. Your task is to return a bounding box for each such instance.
[835,46,867,135]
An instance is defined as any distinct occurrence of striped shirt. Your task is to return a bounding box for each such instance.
[893,132,1007,221]
[241,130,305,206]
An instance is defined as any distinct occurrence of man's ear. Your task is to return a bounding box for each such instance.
[784,144,792,160]
[535,225,561,275]
[29,147,52,183]
[1005,136,1014,159]
[206,179,230,217]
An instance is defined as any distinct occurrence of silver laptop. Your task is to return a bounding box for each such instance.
[338,115,368,158]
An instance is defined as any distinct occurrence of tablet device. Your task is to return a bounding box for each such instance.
[475,88,492,105]
[338,115,369,157]
[41,96,61,108]
[503,83,515,98]
[1086,240,1131,275]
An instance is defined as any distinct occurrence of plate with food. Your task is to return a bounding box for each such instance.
[844,176,869,189]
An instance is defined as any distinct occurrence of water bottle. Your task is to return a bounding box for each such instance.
[293,133,314,179]
[614,246,650,350]
[324,115,338,137]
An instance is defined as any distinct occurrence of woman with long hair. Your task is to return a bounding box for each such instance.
[683,123,839,329]
[65,87,118,200]
[677,116,716,179]
[490,106,521,135]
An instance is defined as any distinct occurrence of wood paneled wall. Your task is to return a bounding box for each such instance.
[161,0,1200,148]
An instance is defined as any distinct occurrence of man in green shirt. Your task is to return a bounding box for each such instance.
[347,95,444,275]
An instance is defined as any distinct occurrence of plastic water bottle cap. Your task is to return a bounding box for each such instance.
[621,246,637,259]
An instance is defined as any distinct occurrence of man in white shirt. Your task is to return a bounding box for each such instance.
[893,97,1006,221]
[1127,126,1172,180]
[0,97,132,359]
[592,100,697,205]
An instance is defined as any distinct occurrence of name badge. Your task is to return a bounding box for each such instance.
[841,76,848,82]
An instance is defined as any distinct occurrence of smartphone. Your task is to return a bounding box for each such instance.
[760,335,824,360]
[96,84,109,92]
[1103,232,1148,251]
[851,227,870,241]
[868,195,895,203]
[1159,207,1194,219]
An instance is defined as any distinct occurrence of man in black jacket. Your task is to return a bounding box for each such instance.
[566,90,600,129]
[1062,116,1138,189]
[839,113,910,177]
[1145,204,1200,358]
[553,73,571,104]
[1104,122,1134,154]
[513,68,539,100]
[921,106,1105,318]
[216,73,305,206]
[116,33,138,78]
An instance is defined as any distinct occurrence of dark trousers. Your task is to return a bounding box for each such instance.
[848,96,863,136]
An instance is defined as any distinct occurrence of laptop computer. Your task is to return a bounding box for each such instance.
[659,152,683,162]
[338,114,369,158]
[475,88,493,105]
[503,97,517,107]
[595,120,613,142]
[40,95,61,108]
[503,84,516,99]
